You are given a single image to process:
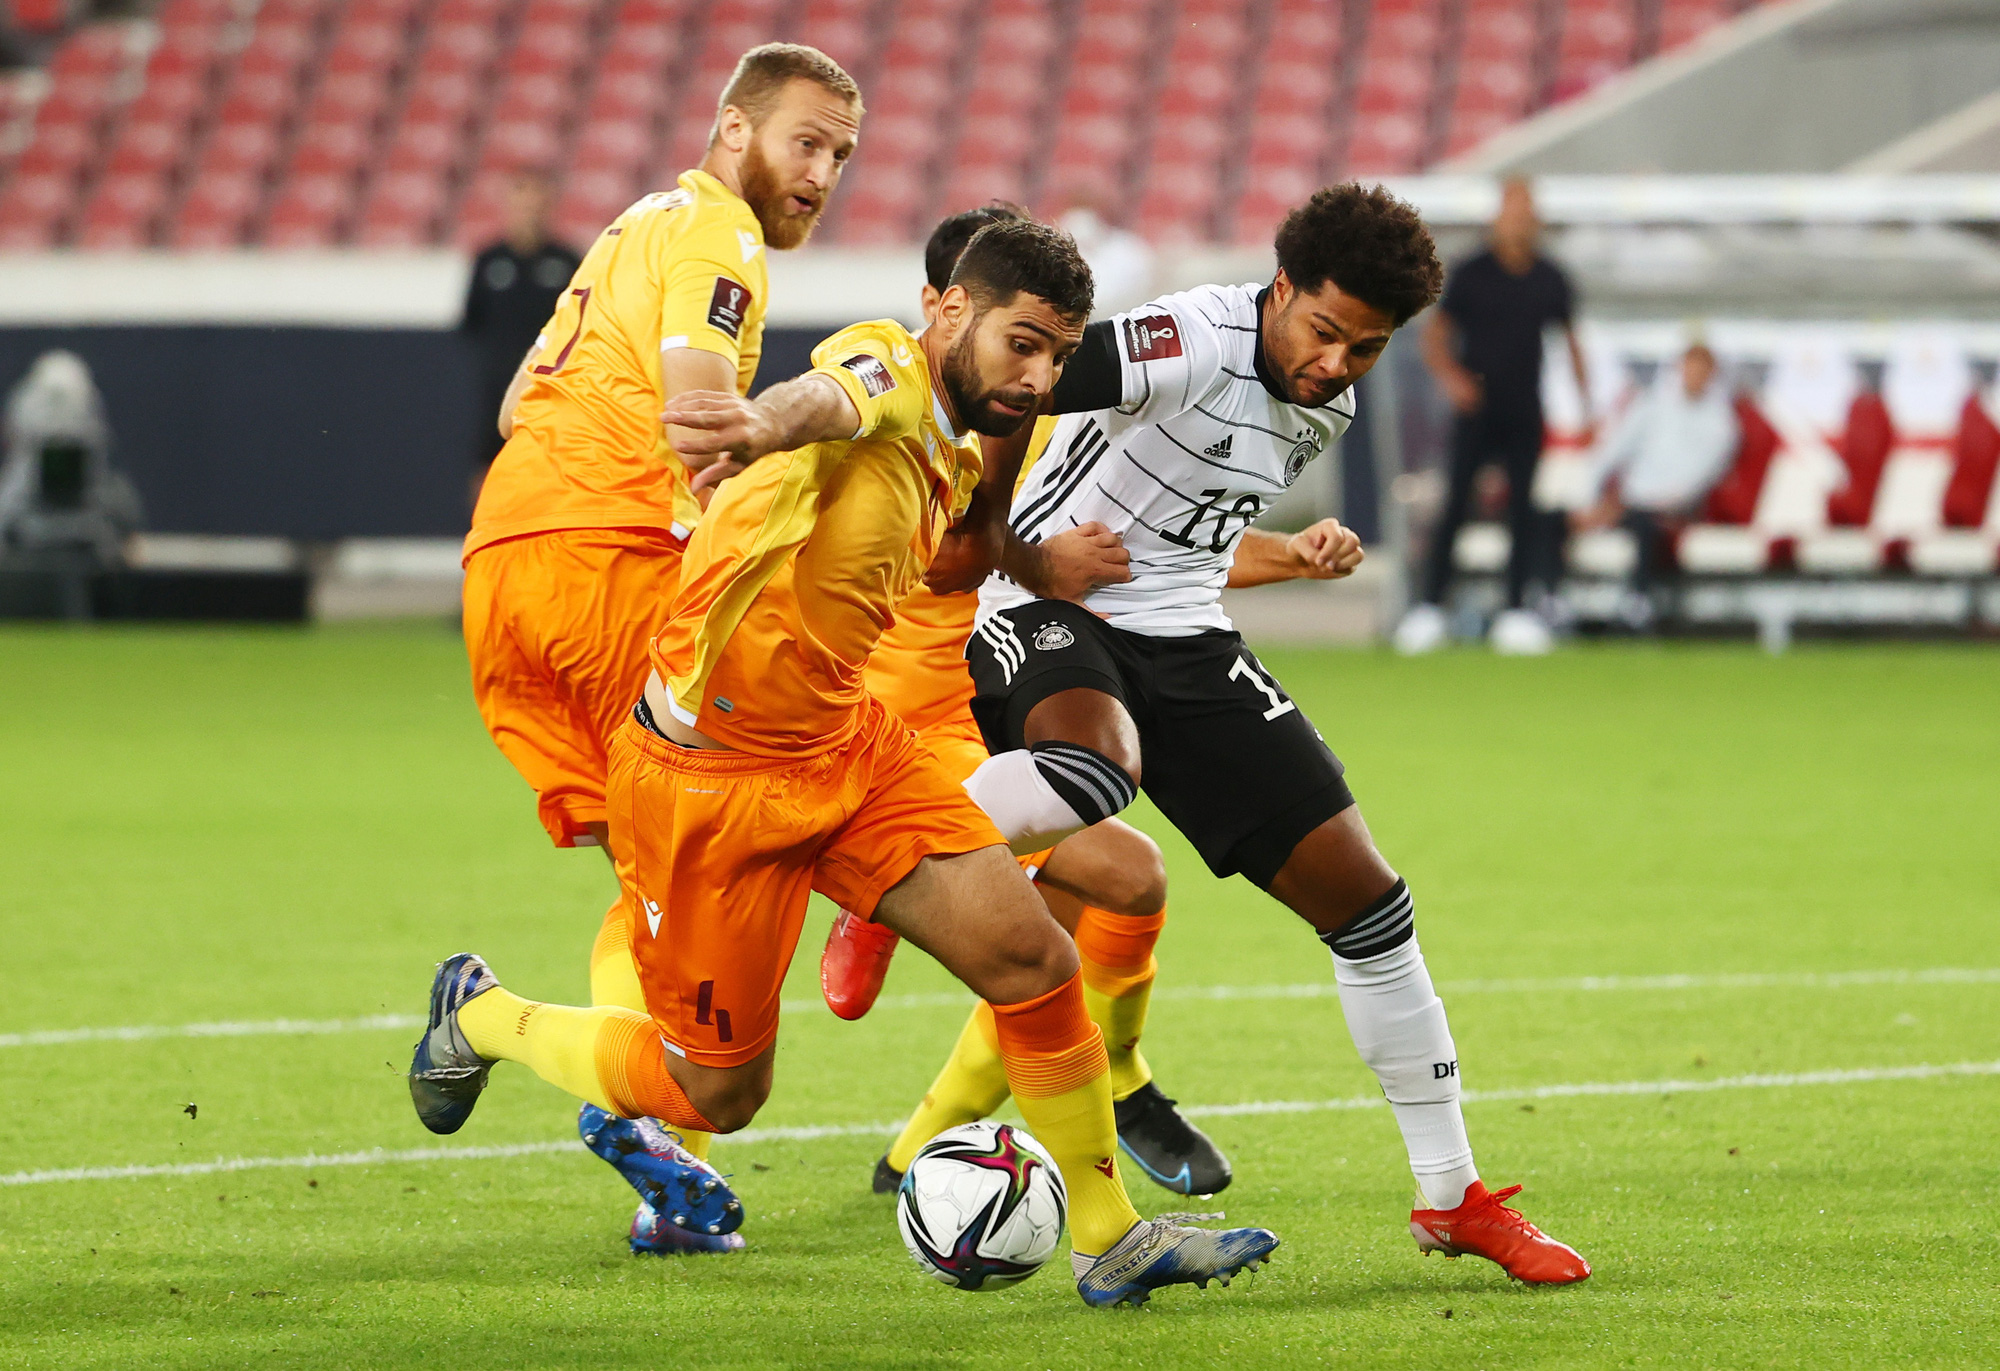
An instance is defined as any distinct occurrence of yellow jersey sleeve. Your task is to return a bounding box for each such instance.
[811,319,929,442]
[657,198,768,378]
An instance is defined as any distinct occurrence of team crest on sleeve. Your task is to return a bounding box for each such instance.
[1032,622,1075,651]
[1283,428,1324,486]
[1122,313,1183,363]
[707,277,752,339]
[839,352,897,397]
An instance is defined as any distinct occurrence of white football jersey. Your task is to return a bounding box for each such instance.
[980,282,1355,636]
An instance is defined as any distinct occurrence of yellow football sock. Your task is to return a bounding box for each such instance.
[886,1002,1010,1172]
[1082,956,1156,1102]
[586,899,712,1161]
[1074,905,1165,1103]
[991,975,1141,1257]
[458,986,626,1115]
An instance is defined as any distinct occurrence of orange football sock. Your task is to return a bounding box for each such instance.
[886,1002,1010,1173]
[584,895,712,1151]
[1075,905,1164,1102]
[588,899,710,1158]
[990,974,1140,1257]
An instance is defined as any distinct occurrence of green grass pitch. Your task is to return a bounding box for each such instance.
[2,623,1996,1369]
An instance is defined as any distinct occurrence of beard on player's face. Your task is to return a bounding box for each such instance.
[740,135,826,250]
[942,316,1039,438]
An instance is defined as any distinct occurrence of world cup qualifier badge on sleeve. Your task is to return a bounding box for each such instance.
[839,353,897,398]
[1122,313,1183,363]
[707,277,752,339]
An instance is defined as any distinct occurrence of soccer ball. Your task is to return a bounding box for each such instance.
[895,1121,1068,1291]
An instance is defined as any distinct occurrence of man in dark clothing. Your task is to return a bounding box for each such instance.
[1401,178,1589,655]
[461,171,583,492]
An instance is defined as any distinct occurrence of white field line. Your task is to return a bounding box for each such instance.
[6,967,1997,1051]
[4,1058,1995,1189]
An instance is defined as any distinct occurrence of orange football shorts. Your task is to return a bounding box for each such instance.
[463,527,684,847]
[607,696,1005,1067]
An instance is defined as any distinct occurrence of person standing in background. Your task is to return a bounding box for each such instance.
[1398,177,1589,656]
[460,170,582,504]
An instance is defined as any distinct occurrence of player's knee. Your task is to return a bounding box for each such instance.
[1094,833,1167,917]
[680,1066,772,1135]
[982,913,1081,1006]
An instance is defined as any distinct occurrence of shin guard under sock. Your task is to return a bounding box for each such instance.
[1075,905,1165,1101]
[1323,880,1479,1211]
[990,974,1139,1256]
[886,1003,1011,1172]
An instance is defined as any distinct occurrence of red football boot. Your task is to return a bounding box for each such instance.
[1410,1181,1591,1284]
[820,909,900,1020]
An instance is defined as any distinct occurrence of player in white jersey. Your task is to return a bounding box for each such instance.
[880,185,1593,1285]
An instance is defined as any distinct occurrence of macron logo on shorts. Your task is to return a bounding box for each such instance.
[839,353,897,398]
[1122,312,1183,363]
[707,277,751,339]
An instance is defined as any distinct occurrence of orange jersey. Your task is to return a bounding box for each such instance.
[653,318,982,758]
[861,586,978,734]
[466,170,769,560]
[863,416,1059,735]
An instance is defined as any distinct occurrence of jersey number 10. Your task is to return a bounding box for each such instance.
[1162,488,1264,553]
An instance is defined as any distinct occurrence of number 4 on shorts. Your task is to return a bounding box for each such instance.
[1229,657,1295,721]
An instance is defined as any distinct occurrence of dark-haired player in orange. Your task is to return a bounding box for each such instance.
[410,219,1281,1306]
[832,204,1234,1200]
[456,43,859,1254]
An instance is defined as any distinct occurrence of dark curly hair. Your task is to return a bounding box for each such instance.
[1274,184,1442,326]
[925,201,1028,291]
[949,218,1094,323]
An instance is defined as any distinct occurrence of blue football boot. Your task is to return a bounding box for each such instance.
[408,953,498,1135]
[577,1103,744,1237]
[1073,1215,1279,1308]
[629,1201,747,1255]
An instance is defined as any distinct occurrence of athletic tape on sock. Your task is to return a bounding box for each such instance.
[1321,878,1415,960]
[1028,741,1137,826]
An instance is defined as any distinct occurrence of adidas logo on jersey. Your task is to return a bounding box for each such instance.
[1203,435,1233,460]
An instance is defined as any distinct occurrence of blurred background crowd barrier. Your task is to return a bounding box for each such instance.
[0,0,1995,632]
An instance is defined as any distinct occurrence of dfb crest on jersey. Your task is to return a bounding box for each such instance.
[1032,622,1075,652]
[1282,428,1323,487]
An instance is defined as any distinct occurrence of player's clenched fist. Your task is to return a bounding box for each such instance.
[1286,518,1364,579]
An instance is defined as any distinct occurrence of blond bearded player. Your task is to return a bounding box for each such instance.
[410,220,1282,1306]
[456,44,859,1255]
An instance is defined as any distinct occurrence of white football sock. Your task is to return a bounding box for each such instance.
[1325,883,1478,1210]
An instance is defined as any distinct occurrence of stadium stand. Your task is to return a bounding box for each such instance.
[0,0,1768,250]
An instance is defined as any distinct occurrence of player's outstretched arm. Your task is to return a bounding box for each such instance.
[1226,520,1364,588]
[666,371,862,492]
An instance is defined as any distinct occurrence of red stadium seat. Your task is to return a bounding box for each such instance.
[263,174,351,247]
[1701,396,1782,525]
[1658,0,1736,51]
[167,169,264,247]
[1826,392,1895,527]
[555,164,639,242]
[324,22,406,75]
[76,169,171,248]
[198,117,284,176]
[0,170,74,248]
[290,119,377,177]
[1941,394,2000,529]
[1345,110,1428,174]
[571,117,652,173]
[381,117,462,173]
[403,70,481,123]
[356,169,448,245]
[101,115,188,177]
